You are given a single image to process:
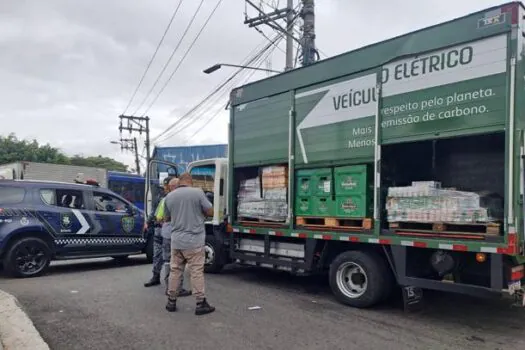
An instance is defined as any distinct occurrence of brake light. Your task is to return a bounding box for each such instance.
[501,3,519,24]
[511,265,525,281]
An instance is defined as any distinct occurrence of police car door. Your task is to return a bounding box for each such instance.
[38,187,93,250]
[90,190,143,240]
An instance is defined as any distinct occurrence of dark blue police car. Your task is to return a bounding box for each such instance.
[0,179,153,278]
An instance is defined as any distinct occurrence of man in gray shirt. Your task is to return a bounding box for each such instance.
[164,173,215,316]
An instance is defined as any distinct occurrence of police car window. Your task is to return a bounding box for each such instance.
[0,187,25,205]
[54,189,85,209]
[39,189,56,205]
[93,192,128,213]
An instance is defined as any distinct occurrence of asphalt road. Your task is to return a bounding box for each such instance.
[1,257,525,350]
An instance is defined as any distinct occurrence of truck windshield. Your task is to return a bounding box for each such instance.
[0,186,25,205]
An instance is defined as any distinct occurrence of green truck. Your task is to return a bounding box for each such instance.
[188,2,525,308]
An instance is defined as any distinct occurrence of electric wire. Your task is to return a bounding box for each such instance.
[132,0,207,116]
[181,39,281,143]
[171,39,281,142]
[140,0,224,117]
[122,0,185,115]
[152,33,280,144]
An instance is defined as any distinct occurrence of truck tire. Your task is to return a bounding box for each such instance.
[204,235,225,274]
[329,250,392,308]
[3,236,52,278]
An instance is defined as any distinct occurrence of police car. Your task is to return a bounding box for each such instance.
[0,179,152,278]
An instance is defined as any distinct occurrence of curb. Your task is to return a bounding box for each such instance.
[0,290,50,350]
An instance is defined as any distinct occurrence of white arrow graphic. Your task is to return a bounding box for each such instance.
[72,209,90,234]
[296,73,377,163]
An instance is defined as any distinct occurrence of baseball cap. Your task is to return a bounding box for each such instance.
[163,176,175,186]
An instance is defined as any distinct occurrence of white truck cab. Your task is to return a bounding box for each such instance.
[187,158,228,227]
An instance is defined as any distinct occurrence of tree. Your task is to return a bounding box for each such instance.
[70,155,128,172]
[0,134,70,165]
[0,134,128,172]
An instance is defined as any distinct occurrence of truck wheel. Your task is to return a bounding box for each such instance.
[145,237,154,263]
[204,235,224,274]
[3,237,52,278]
[329,250,392,308]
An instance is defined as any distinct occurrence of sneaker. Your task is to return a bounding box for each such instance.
[195,298,215,316]
[165,298,177,312]
[144,275,161,287]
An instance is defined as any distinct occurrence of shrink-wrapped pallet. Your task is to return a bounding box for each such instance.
[386,181,490,223]
[237,165,288,222]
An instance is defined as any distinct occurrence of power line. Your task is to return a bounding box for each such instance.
[161,35,282,143]
[153,34,280,144]
[122,0,185,115]
[132,0,206,116]
[140,0,224,117]
[163,37,270,119]
[151,33,278,144]
[182,39,281,142]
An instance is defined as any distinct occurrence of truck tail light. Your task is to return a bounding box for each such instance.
[511,265,525,281]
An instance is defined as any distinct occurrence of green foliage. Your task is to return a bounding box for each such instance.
[70,155,127,172]
[0,133,128,172]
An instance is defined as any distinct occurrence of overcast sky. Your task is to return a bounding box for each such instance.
[0,0,507,169]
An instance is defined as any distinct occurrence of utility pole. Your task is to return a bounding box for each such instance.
[244,0,300,71]
[113,137,141,175]
[300,0,317,66]
[285,0,294,71]
[118,115,151,174]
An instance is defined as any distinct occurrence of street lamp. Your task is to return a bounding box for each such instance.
[203,63,281,74]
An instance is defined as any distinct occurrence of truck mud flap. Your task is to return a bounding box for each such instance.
[401,286,424,312]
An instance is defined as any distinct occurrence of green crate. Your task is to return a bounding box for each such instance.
[295,197,313,216]
[334,165,370,196]
[296,169,316,196]
[313,196,336,217]
[313,168,333,196]
[335,195,371,218]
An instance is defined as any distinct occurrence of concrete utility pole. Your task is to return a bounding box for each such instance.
[244,0,301,71]
[112,137,141,175]
[300,0,317,66]
[118,115,151,174]
[285,0,295,71]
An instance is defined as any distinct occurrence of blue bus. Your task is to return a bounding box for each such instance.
[107,171,159,211]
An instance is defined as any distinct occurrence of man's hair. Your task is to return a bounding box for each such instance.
[168,177,179,190]
[178,172,193,185]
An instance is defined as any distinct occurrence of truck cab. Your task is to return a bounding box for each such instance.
[187,158,228,226]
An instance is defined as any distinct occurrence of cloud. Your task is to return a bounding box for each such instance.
[0,0,506,168]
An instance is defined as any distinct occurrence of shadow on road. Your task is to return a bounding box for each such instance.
[0,255,149,280]
[219,264,525,340]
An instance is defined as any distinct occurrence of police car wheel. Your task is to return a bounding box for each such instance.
[3,237,51,278]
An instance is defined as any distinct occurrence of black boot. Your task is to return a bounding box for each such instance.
[165,298,177,312]
[195,298,215,316]
[144,275,161,287]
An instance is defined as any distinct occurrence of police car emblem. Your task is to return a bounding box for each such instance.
[61,213,73,229]
[20,217,29,226]
[121,216,135,233]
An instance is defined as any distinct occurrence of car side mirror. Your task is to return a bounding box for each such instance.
[127,206,137,215]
